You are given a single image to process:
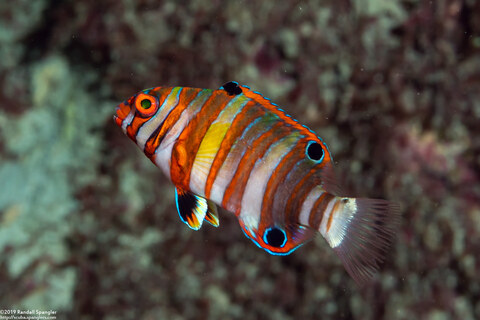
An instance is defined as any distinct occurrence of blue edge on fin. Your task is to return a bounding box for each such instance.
[175,187,202,230]
[174,187,187,225]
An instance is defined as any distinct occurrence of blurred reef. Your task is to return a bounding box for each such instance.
[0,0,479,319]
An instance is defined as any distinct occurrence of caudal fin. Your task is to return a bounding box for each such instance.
[323,198,400,286]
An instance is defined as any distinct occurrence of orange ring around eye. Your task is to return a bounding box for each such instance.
[134,93,158,117]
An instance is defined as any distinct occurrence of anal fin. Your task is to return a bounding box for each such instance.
[205,200,220,227]
[175,187,219,230]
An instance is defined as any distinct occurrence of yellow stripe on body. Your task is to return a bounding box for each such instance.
[189,95,249,197]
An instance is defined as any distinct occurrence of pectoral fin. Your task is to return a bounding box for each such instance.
[175,187,219,230]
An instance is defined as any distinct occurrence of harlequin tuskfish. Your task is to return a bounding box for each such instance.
[114,81,399,284]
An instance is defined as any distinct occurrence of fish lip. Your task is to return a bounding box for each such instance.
[114,101,131,126]
[113,105,123,126]
[113,113,120,125]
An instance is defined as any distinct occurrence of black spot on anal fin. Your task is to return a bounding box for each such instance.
[221,81,242,96]
[263,227,287,248]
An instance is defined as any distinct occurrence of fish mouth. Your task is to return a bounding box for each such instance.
[113,99,133,127]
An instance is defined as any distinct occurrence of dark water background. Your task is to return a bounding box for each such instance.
[0,1,479,319]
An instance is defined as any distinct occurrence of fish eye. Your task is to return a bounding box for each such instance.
[140,98,152,109]
[134,93,158,117]
[306,141,324,162]
[263,227,287,248]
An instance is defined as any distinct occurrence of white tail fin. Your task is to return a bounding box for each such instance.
[322,198,400,285]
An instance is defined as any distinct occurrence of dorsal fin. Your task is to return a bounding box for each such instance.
[233,84,326,140]
[319,162,343,196]
[175,188,219,230]
[235,84,280,110]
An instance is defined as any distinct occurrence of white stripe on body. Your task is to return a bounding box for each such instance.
[298,186,325,226]
[136,87,183,150]
[121,112,135,133]
[239,133,301,232]
[208,118,266,206]
[154,90,212,183]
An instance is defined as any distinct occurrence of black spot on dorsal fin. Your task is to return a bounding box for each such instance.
[306,141,324,161]
[220,81,243,96]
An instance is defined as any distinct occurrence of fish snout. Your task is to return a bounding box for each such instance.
[114,99,134,126]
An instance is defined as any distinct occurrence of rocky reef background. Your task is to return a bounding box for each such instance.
[0,0,479,319]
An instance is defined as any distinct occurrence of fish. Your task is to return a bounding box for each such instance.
[114,81,400,285]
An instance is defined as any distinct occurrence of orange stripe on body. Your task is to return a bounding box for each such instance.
[144,88,201,158]
[269,159,311,221]
[222,122,290,215]
[284,163,326,223]
[326,200,341,232]
[260,140,306,225]
[126,117,149,143]
[204,102,263,199]
[309,192,334,229]
[170,91,231,190]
